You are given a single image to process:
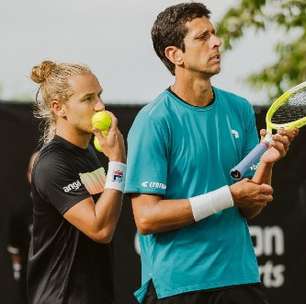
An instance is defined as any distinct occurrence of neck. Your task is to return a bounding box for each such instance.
[171,70,214,106]
[55,119,91,149]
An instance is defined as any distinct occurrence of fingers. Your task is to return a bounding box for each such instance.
[271,133,290,154]
[251,182,273,205]
[245,179,273,194]
[105,111,118,132]
[277,127,299,142]
[255,193,273,205]
[258,183,273,195]
[260,127,299,144]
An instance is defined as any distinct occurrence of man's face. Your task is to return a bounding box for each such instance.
[64,73,105,134]
[180,17,222,77]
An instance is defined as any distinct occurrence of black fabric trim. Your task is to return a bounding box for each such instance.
[167,87,215,107]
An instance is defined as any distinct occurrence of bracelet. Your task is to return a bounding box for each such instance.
[104,161,127,192]
[189,185,234,222]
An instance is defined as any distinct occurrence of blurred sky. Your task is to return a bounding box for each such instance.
[0,0,286,105]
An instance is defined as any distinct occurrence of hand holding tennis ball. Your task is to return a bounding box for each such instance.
[92,111,112,133]
[92,111,112,152]
[91,111,126,163]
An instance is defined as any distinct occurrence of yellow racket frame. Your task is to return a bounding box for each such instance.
[266,81,306,133]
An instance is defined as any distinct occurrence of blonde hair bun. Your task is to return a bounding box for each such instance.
[31,60,57,84]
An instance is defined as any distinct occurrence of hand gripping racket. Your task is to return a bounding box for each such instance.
[230,81,306,180]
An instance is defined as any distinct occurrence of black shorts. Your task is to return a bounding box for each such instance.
[143,281,270,304]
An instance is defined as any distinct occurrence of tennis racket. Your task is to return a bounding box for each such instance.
[230,81,306,180]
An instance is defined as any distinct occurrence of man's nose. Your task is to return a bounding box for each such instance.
[210,34,222,48]
[94,99,105,111]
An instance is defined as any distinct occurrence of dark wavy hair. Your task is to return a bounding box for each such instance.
[151,2,211,75]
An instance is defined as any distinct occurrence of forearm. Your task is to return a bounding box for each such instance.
[239,161,274,219]
[134,186,233,234]
[134,197,194,234]
[252,161,273,185]
[93,189,123,240]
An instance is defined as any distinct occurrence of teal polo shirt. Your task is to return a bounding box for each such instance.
[125,87,260,303]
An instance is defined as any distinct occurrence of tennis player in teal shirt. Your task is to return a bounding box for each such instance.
[125,3,297,304]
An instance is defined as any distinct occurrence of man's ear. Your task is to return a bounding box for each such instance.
[50,99,66,118]
[164,46,184,67]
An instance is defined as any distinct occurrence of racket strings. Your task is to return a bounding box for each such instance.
[272,89,306,124]
[288,89,306,106]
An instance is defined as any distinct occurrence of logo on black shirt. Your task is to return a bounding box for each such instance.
[63,180,82,193]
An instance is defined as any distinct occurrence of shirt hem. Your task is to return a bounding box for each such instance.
[154,278,261,299]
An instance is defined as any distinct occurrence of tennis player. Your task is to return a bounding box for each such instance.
[27,61,126,304]
[125,3,297,304]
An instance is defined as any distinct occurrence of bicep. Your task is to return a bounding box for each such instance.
[131,193,163,222]
[130,193,193,234]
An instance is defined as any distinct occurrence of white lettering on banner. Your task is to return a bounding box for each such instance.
[259,261,285,288]
[249,226,284,256]
[63,180,82,193]
[249,225,285,288]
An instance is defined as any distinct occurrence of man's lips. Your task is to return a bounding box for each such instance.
[209,54,221,61]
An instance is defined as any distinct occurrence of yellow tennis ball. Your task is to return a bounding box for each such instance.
[93,136,103,152]
[91,111,112,132]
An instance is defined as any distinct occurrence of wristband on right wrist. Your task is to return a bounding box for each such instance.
[189,185,234,222]
[104,161,126,192]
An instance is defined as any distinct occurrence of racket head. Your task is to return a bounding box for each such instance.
[266,81,306,132]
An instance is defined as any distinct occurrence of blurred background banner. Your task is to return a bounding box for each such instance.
[0,102,305,304]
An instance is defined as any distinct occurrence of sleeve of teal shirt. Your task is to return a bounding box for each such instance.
[243,103,260,177]
[125,111,169,196]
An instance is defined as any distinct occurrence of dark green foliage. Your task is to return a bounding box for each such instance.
[217,0,306,100]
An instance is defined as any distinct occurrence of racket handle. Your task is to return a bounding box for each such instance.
[230,142,269,180]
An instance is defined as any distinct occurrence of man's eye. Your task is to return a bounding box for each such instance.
[201,34,210,41]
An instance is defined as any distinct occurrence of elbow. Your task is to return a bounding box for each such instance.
[136,217,155,235]
[91,229,114,244]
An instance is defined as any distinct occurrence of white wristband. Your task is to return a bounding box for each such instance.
[189,185,234,222]
[104,161,126,192]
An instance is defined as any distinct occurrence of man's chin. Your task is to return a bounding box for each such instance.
[78,128,93,136]
[200,67,221,79]
[207,66,221,77]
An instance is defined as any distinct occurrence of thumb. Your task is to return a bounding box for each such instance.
[260,129,266,138]
[260,183,273,194]
[93,129,106,142]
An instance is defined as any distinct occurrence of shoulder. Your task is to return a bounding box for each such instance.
[33,141,73,183]
[131,91,174,128]
[214,87,254,118]
[127,91,174,145]
[215,87,252,108]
